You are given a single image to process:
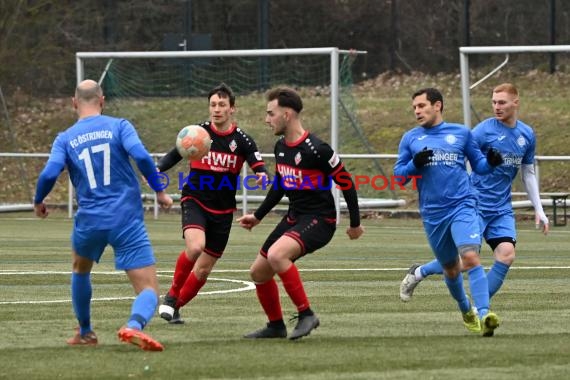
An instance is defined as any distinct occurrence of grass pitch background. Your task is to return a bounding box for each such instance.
[0,212,569,379]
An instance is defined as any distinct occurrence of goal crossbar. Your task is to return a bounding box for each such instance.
[75,47,367,220]
[459,44,570,128]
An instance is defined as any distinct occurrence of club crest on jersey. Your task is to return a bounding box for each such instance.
[294,152,302,165]
[328,153,340,168]
[517,136,526,147]
[445,134,457,145]
[229,139,237,152]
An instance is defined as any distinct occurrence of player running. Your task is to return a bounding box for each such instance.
[394,87,503,336]
[157,83,267,324]
[238,87,365,340]
[34,79,171,351]
[400,84,549,333]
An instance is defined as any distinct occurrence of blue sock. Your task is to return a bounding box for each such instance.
[487,261,510,298]
[420,259,444,278]
[127,288,158,331]
[444,273,471,313]
[467,265,489,318]
[71,272,92,335]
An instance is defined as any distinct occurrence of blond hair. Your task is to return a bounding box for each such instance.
[493,83,518,97]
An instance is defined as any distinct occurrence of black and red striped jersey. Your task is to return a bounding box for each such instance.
[271,131,344,218]
[181,121,266,213]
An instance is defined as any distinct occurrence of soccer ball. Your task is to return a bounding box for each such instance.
[175,125,212,160]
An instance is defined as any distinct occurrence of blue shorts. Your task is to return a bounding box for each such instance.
[423,206,482,266]
[71,218,155,270]
[479,209,516,241]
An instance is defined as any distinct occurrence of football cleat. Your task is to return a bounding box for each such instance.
[117,327,164,351]
[462,307,482,334]
[168,308,185,325]
[289,314,320,340]
[159,293,178,322]
[481,312,500,337]
[400,263,422,302]
[67,327,98,346]
[244,323,287,339]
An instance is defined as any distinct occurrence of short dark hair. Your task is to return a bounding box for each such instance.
[266,87,303,113]
[208,83,235,107]
[412,87,444,112]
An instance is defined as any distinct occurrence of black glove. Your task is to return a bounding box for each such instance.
[486,147,503,167]
[413,147,434,168]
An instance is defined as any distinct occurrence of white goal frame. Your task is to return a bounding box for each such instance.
[75,48,367,220]
[459,44,570,128]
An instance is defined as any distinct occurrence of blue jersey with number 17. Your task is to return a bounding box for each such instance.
[394,121,492,222]
[47,115,145,229]
[470,117,536,212]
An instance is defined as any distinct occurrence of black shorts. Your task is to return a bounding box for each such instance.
[260,214,336,257]
[181,199,233,258]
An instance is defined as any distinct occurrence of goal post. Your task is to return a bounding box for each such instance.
[76,48,366,152]
[459,44,570,206]
[75,48,367,220]
[459,44,570,129]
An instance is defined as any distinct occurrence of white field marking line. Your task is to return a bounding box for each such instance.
[2,266,569,305]
[0,272,255,305]
[2,266,570,275]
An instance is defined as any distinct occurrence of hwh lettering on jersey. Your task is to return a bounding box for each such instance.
[276,164,327,190]
[194,151,241,173]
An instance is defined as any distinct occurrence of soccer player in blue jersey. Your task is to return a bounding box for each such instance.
[33,79,172,351]
[394,87,503,336]
[400,83,549,314]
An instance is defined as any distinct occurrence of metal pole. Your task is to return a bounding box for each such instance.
[330,48,341,222]
[258,0,269,89]
[459,51,472,128]
[463,0,470,47]
[550,0,556,74]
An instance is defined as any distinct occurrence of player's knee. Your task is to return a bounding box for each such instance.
[495,244,516,265]
[443,259,461,278]
[458,244,481,269]
[193,265,212,281]
[184,244,203,260]
[71,254,93,273]
[249,265,271,283]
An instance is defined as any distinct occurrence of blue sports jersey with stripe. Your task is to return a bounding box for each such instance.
[394,121,493,222]
[46,115,146,229]
[470,117,536,212]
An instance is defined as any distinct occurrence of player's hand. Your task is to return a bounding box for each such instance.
[237,214,260,231]
[486,147,504,167]
[255,172,269,186]
[535,212,549,235]
[34,203,48,219]
[346,225,364,240]
[156,191,173,210]
[413,147,433,168]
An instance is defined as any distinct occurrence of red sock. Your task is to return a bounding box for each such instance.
[176,271,206,308]
[278,264,310,312]
[255,278,283,322]
[168,251,195,298]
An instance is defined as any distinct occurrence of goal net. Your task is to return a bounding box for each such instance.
[74,48,394,214]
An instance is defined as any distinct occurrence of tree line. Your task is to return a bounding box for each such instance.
[1,0,569,97]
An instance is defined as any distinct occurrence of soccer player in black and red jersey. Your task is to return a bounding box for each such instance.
[156,83,267,323]
[238,87,365,340]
